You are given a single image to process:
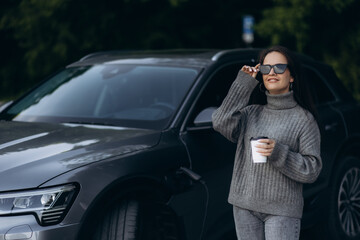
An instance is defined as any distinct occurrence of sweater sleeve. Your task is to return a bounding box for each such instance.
[212,70,258,143]
[268,116,322,183]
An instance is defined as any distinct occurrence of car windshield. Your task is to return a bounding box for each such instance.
[1,64,198,130]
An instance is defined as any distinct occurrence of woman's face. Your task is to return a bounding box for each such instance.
[262,51,294,95]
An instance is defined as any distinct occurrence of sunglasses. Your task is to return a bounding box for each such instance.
[259,64,288,74]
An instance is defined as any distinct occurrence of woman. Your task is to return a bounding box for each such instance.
[212,45,322,240]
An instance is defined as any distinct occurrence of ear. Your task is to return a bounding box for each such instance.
[290,76,294,83]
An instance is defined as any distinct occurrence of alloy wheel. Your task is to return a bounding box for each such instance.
[338,167,360,237]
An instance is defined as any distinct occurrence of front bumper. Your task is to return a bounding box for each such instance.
[0,215,79,240]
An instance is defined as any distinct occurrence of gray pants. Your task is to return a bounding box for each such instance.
[233,206,301,240]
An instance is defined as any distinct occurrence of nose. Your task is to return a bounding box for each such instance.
[269,68,276,75]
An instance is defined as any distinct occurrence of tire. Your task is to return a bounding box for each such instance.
[92,199,180,240]
[326,157,360,240]
[93,200,140,240]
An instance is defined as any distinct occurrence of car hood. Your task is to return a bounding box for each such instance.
[0,121,161,191]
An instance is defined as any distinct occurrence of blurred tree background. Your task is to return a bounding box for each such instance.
[0,0,359,100]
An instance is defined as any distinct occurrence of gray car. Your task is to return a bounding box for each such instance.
[0,49,359,240]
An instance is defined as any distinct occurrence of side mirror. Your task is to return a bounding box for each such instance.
[0,101,13,113]
[193,107,217,127]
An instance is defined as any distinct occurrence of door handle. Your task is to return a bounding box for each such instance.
[325,122,338,131]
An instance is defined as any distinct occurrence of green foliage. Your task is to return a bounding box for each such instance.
[0,0,359,101]
[256,0,360,100]
[0,0,271,100]
[255,1,312,51]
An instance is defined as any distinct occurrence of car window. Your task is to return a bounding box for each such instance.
[303,67,336,105]
[188,63,245,125]
[188,62,337,127]
[2,65,199,130]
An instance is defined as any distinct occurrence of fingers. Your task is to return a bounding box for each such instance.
[241,65,259,78]
[241,65,258,73]
[256,148,273,157]
[257,139,275,145]
[255,139,275,156]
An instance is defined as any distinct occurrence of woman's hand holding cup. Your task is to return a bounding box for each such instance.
[256,138,276,157]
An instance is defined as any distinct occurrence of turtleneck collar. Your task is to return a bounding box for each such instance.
[265,91,298,110]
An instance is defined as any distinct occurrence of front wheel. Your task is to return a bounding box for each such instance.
[327,157,360,239]
[92,199,180,240]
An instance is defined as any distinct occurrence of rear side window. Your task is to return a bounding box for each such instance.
[303,67,336,105]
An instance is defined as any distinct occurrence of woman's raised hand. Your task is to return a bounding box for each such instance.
[241,63,260,78]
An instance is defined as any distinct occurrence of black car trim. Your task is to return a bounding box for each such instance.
[179,60,255,133]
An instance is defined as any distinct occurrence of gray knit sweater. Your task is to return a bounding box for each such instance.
[212,71,322,218]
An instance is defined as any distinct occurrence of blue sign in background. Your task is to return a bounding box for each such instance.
[243,15,254,34]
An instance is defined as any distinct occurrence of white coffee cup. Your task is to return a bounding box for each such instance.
[250,137,268,163]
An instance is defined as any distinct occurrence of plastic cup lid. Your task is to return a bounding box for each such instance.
[250,136,268,141]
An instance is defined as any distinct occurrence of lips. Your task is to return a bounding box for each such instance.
[267,78,279,83]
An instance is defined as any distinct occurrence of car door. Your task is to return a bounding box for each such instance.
[180,62,252,239]
[301,65,347,199]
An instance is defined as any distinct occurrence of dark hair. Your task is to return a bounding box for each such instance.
[250,45,318,120]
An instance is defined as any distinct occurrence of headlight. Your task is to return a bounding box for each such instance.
[0,184,78,225]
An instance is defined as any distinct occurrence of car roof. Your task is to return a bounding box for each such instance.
[67,48,263,68]
[62,48,354,113]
